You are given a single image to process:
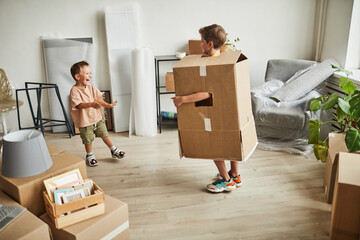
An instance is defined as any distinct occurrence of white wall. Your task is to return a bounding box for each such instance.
[0,0,318,132]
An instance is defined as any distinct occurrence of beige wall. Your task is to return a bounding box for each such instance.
[0,0,319,131]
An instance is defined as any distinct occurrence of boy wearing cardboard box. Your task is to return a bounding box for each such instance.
[70,61,125,167]
[172,24,241,193]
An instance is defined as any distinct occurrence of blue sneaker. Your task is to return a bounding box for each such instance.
[228,170,242,187]
[206,178,236,193]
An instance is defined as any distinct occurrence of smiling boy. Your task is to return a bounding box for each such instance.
[70,61,125,166]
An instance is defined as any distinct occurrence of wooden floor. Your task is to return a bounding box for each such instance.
[44,126,331,240]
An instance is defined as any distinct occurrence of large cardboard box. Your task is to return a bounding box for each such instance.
[0,191,51,240]
[173,51,258,161]
[330,152,360,239]
[0,144,87,216]
[188,40,203,55]
[41,194,129,240]
[324,133,360,203]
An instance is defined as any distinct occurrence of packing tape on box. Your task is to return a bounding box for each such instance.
[100,220,129,240]
[204,118,212,131]
[200,65,207,76]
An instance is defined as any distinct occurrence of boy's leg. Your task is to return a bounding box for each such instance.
[85,143,92,153]
[80,125,98,167]
[102,136,113,147]
[214,160,230,181]
[230,161,239,177]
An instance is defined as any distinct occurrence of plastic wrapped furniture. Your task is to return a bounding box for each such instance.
[251,59,336,153]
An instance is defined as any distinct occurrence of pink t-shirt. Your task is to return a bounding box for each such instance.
[70,84,103,128]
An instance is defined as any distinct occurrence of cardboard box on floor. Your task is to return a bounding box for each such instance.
[0,191,51,240]
[173,51,258,161]
[40,194,129,240]
[0,144,87,216]
[330,152,360,239]
[324,133,360,203]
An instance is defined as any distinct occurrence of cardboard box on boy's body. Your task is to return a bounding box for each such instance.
[0,144,87,216]
[330,152,360,239]
[0,191,51,240]
[173,51,258,161]
[324,133,360,204]
[40,194,129,240]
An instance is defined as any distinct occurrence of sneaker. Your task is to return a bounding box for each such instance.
[111,147,125,159]
[86,154,98,167]
[206,178,236,193]
[228,170,242,187]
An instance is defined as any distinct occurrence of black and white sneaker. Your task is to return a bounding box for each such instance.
[111,148,125,159]
[86,154,98,167]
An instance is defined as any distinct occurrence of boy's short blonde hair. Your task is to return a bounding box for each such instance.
[199,24,226,49]
[70,61,89,80]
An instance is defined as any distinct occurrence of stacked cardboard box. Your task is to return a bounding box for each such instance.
[173,51,258,161]
[0,145,87,216]
[0,191,51,240]
[330,152,360,239]
[324,133,360,203]
[41,194,129,240]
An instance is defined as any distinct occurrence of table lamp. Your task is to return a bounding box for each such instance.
[2,129,53,178]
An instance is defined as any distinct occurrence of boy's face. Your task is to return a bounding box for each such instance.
[75,66,92,87]
[201,37,213,55]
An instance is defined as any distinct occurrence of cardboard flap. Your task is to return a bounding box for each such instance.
[178,130,184,159]
[239,118,258,162]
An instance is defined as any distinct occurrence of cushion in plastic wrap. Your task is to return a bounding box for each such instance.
[257,107,305,130]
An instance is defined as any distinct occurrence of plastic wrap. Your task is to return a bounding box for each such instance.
[42,38,96,133]
[129,48,157,137]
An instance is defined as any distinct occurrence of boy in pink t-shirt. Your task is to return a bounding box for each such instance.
[70,61,125,167]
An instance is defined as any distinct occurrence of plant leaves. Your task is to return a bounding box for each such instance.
[336,106,347,123]
[345,127,360,152]
[322,93,338,110]
[349,90,360,119]
[309,98,322,111]
[338,98,351,114]
[308,120,321,144]
[314,140,328,163]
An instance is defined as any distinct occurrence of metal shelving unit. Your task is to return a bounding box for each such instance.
[154,55,180,133]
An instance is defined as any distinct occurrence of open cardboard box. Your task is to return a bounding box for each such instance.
[0,191,51,240]
[173,50,258,161]
[0,144,87,216]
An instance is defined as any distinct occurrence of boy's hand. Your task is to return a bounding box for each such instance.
[109,100,117,108]
[91,102,101,109]
[172,96,183,107]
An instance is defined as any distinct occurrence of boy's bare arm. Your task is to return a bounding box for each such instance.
[76,102,101,109]
[96,97,118,108]
[172,92,211,107]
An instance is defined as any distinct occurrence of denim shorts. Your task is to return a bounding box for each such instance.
[79,119,108,145]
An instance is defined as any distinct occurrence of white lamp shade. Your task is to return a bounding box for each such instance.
[2,130,53,178]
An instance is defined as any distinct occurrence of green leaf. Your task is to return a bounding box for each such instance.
[308,120,321,144]
[322,93,338,110]
[332,64,353,76]
[309,98,322,111]
[338,98,351,114]
[349,90,360,119]
[345,127,360,152]
[336,106,347,123]
[314,140,328,163]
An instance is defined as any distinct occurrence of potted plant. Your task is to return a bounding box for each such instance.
[308,65,360,162]
[221,33,240,52]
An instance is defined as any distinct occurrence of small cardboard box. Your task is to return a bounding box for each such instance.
[330,152,360,239]
[173,51,258,161]
[0,191,51,240]
[324,133,360,203]
[43,180,105,229]
[0,145,87,216]
[188,40,203,55]
[165,72,175,92]
[41,194,129,240]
